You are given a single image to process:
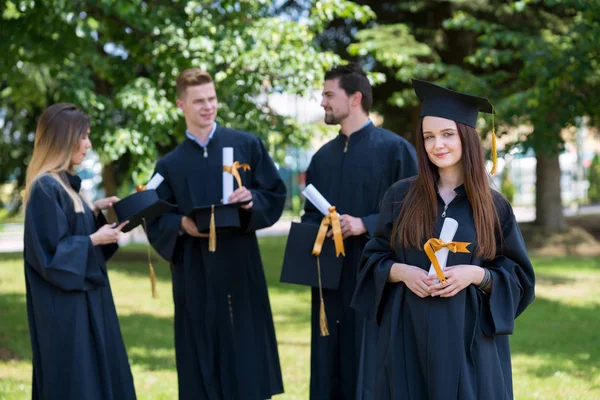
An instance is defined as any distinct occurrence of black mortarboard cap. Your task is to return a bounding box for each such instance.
[412,79,498,173]
[412,79,494,128]
[187,200,250,233]
[114,190,176,233]
[280,222,344,290]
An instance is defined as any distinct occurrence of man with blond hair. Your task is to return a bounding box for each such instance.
[147,68,285,399]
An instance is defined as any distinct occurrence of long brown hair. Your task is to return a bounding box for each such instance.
[391,118,501,260]
[23,103,91,212]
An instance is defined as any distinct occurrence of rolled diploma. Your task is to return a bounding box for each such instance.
[222,147,234,204]
[428,217,459,282]
[302,184,335,217]
[145,173,164,190]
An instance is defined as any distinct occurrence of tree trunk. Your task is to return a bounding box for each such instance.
[101,162,118,223]
[535,152,566,231]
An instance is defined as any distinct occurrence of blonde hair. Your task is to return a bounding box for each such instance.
[24,103,91,213]
[176,68,214,99]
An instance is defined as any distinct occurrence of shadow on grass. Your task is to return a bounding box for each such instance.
[535,275,576,286]
[0,291,175,371]
[273,302,311,332]
[111,237,314,296]
[277,340,309,348]
[512,296,600,381]
[118,312,175,371]
[0,251,24,262]
[108,254,173,283]
[0,292,29,360]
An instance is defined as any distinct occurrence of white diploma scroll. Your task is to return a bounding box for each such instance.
[222,147,234,204]
[428,217,459,281]
[145,173,164,190]
[302,184,335,217]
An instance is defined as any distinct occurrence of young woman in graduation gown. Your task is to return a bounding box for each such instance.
[22,103,136,400]
[351,80,535,400]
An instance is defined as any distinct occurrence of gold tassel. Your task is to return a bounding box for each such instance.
[317,257,329,336]
[142,218,158,298]
[490,106,498,175]
[208,204,216,252]
[148,258,158,298]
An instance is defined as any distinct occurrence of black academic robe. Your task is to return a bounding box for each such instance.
[23,173,136,400]
[302,122,417,400]
[351,177,536,400]
[146,125,286,400]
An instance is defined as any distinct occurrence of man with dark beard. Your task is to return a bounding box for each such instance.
[302,64,418,400]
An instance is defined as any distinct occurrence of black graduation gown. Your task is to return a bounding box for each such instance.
[146,125,286,400]
[351,177,536,400]
[23,173,136,400]
[302,122,417,400]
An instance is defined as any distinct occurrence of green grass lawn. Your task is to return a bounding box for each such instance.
[1,238,599,399]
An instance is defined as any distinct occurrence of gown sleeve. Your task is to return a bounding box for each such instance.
[23,178,106,291]
[479,195,536,336]
[361,139,418,237]
[242,137,287,232]
[146,161,185,263]
[96,211,118,261]
[351,185,399,323]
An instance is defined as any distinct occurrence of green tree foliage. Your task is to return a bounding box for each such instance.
[287,0,599,231]
[0,0,374,206]
[500,164,515,204]
[588,153,600,204]
[445,0,600,230]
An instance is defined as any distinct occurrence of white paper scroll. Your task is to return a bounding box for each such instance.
[146,173,164,190]
[222,147,234,204]
[302,184,335,217]
[428,217,459,282]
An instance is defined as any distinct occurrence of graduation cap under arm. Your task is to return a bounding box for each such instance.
[412,79,498,174]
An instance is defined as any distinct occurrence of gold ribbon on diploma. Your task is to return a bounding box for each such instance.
[209,161,249,253]
[311,206,345,337]
[312,206,345,258]
[424,238,471,283]
[223,161,251,189]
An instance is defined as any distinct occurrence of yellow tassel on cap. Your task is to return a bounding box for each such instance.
[319,298,329,336]
[208,204,216,252]
[316,257,329,336]
[142,218,158,299]
[148,259,158,298]
[490,106,498,175]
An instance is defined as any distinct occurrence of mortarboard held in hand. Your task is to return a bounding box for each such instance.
[113,173,176,233]
[412,79,499,174]
[113,173,176,298]
[280,222,344,289]
[187,147,251,252]
[280,184,345,336]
